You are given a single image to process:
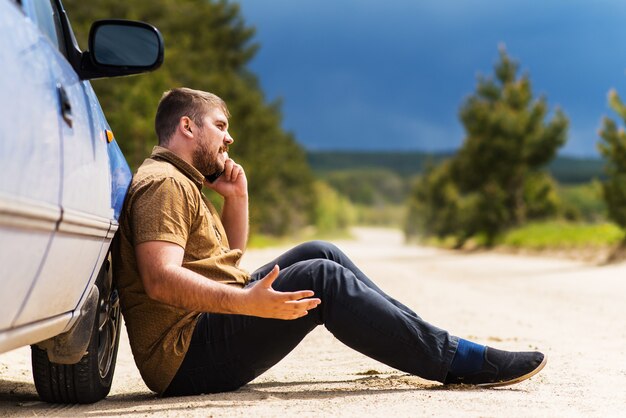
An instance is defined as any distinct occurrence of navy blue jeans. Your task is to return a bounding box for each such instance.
[163,241,459,396]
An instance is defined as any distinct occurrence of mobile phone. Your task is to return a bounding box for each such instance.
[205,170,224,183]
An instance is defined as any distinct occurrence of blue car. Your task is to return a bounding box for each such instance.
[0,0,163,403]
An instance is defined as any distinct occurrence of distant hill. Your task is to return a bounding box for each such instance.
[307,151,605,184]
[548,156,605,184]
[307,151,454,176]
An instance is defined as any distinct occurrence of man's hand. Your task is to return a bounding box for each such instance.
[242,265,322,320]
[205,152,248,198]
[137,242,320,319]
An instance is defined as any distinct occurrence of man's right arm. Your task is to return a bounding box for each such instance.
[135,240,321,320]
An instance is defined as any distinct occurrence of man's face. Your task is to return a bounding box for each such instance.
[191,107,233,177]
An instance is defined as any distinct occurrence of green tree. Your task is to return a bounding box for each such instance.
[312,181,356,234]
[406,47,568,245]
[323,169,408,205]
[598,89,626,230]
[405,161,461,240]
[64,0,314,236]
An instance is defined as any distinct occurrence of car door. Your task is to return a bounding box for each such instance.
[13,0,111,326]
[0,0,62,331]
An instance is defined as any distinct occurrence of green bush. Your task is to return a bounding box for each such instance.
[523,172,560,220]
[313,181,356,234]
[322,169,410,205]
[498,221,624,249]
[557,181,606,222]
[354,204,406,228]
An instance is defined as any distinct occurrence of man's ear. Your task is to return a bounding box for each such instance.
[179,116,194,138]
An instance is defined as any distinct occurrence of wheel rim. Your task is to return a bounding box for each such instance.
[97,256,119,379]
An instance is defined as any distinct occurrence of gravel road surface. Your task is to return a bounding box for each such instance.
[1,227,625,417]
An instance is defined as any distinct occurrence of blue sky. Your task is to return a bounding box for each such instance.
[235,0,626,157]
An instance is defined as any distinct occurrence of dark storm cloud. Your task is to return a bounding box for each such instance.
[237,0,626,156]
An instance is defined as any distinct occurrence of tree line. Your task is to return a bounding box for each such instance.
[308,152,604,185]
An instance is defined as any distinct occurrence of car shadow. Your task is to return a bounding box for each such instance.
[0,377,39,403]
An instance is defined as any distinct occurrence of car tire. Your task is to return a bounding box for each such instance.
[31,253,121,404]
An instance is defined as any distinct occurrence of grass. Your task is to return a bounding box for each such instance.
[410,221,626,255]
[497,221,625,250]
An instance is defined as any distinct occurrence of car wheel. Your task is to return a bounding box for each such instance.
[31,253,121,404]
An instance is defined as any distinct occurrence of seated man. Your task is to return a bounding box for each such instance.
[114,87,546,397]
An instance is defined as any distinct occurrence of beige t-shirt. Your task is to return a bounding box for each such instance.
[114,146,249,394]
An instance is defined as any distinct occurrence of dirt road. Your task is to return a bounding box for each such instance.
[1,227,625,417]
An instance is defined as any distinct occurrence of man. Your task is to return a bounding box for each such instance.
[114,87,546,397]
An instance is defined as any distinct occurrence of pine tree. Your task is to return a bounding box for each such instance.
[598,89,626,229]
[406,47,568,245]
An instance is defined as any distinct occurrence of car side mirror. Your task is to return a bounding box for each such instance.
[79,20,164,80]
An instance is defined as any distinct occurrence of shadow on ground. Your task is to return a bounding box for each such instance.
[0,373,529,417]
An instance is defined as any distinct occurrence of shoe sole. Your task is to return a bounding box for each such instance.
[475,355,547,388]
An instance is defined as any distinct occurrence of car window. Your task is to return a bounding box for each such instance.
[31,0,66,55]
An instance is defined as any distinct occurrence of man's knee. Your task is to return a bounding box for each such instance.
[305,258,359,295]
[296,240,342,260]
[277,259,357,299]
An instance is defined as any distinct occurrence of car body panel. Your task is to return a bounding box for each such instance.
[0,312,72,355]
[13,10,109,326]
[13,216,109,327]
[0,0,133,345]
[106,136,133,220]
[0,0,62,331]
[82,83,132,221]
[55,65,113,221]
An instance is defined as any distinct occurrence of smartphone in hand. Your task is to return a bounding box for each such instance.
[205,170,224,183]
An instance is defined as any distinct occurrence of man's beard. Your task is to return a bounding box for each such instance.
[192,138,222,178]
